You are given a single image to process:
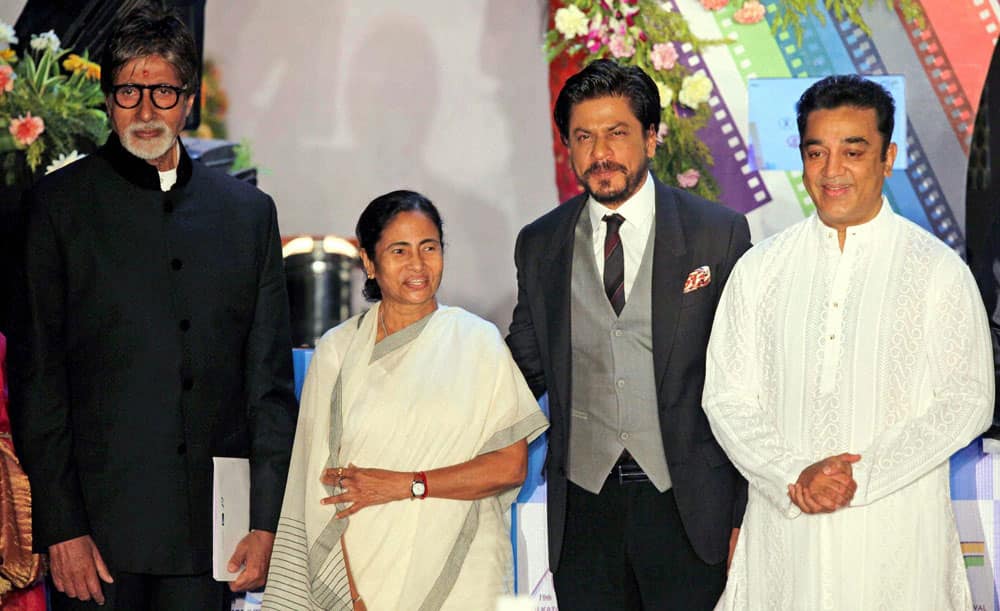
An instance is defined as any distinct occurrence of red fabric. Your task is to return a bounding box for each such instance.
[548,0,587,203]
[1,584,46,611]
[0,332,9,437]
[0,333,46,611]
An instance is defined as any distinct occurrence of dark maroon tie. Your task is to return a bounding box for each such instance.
[603,214,626,316]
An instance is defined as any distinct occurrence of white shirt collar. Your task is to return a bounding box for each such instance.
[157,141,180,192]
[814,194,894,247]
[587,172,655,234]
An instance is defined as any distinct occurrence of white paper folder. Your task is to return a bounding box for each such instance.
[212,456,250,581]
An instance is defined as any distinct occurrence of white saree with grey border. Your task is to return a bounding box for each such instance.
[262,304,548,610]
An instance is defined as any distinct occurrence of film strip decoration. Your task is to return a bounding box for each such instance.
[832,16,964,251]
[894,5,976,154]
[968,1,999,48]
[988,0,1000,43]
[662,0,772,215]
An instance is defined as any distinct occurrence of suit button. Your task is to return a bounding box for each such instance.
[176,443,186,455]
[179,319,190,331]
[616,379,625,388]
[613,329,623,337]
[182,378,193,391]
[171,258,183,270]
[620,432,630,441]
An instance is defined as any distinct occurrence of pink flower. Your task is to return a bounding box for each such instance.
[700,0,730,10]
[733,0,766,24]
[9,112,44,146]
[656,122,669,145]
[586,26,608,53]
[608,32,635,59]
[0,64,14,93]
[650,42,678,72]
[677,168,700,188]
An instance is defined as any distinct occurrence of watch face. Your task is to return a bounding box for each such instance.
[412,480,426,497]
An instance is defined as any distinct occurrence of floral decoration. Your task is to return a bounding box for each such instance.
[0,21,109,188]
[733,0,766,24]
[9,112,43,146]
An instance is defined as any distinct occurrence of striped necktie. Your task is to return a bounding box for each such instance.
[603,213,626,316]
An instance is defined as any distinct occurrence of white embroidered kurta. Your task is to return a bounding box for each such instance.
[704,200,994,610]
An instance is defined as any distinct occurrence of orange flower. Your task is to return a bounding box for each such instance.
[0,64,14,93]
[0,48,15,63]
[62,53,83,72]
[733,0,766,25]
[9,112,45,146]
[62,53,100,80]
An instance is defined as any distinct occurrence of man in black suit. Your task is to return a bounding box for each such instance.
[507,60,750,609]
[9,6,296,609]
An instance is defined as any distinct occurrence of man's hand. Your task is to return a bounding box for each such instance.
[788,453,861,514]
[49,535,113,604]
[228,530,275,592]
[727,527,739,574]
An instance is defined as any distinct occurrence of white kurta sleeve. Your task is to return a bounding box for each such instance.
[850,256,994,506]
[703,259,814,517]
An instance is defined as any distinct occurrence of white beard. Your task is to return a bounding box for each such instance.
[121,120,176,162]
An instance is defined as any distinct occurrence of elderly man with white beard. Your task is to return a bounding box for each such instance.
[9,5,297,610]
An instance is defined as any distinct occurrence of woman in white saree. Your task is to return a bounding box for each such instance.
[263,191,548,611]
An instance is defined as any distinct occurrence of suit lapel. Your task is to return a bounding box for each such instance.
[650,180,690,393]
[541,195,587,415]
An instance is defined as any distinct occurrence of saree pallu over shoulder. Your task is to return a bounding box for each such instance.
[264,305,548,611]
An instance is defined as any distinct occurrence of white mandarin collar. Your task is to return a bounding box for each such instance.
[813,195,894,249]
[588,171,655,234]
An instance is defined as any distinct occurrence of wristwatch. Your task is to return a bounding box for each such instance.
[411,471,428,499]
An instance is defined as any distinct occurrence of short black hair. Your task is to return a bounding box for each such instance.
[553,59,660,143]
[101,3,199,95]
[796,74,895,158]
[355,190,444,302]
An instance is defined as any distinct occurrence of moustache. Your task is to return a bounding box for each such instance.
[127,120,168,134]
[584,161,628,177]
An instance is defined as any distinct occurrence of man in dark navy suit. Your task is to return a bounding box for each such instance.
[507,59,750,609]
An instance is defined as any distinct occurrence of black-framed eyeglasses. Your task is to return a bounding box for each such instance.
[110,83,187,110]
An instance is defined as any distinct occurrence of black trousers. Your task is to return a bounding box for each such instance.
[49,571,229,611]
[553,478,725,610]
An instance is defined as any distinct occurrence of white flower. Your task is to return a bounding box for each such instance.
[45,150,84,175]
[655,80,674,108]
[554,5,590,39]
[678,73,713,109]
[0,21,17,48]
[30,30,60,53]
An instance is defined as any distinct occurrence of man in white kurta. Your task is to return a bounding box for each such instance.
[703,75,994,610]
